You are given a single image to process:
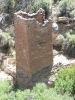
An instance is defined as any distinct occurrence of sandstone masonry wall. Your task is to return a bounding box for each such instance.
[14,11,53,88]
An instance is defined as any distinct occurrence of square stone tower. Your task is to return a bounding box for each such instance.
[14,10,53,88]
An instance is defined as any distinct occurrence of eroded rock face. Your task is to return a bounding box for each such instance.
[14,10,53,88]
[0,54,16,85]
[52,17,75,47]
[0,14,4,28]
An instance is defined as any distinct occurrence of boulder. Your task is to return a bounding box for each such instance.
[57,17,68,23]
[1,58,16,79]
[52,22,59,31]
[0,14,4,28]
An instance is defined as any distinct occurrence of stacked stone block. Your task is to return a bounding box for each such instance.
[14,11,53,88]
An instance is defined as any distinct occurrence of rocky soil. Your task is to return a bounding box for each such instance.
[54,54,75,65]
[48,54,75,87]
[0,52,75,87]
[0,53,16,85]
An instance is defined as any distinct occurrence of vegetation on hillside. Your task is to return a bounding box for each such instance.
[0,73,74,100]
[62,29,75,57]
[55,65,75,95]
[0,29,15,55]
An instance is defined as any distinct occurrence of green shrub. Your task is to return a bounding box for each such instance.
[57,0,75,17]
[0,91,16,100]
[2,32,14,47]
[30,83,74,100]
[33,0,50,12]
[16,89,30,100]
[55,65,75,94]
[0,30,15,55]
[0,31,15,54]
[30,83,47,100]
[6,0,15,8]
[0,80,12,94]
[58,0,75,11]
[62,29,75,57]
[0,80,15,100]
[0,80,74,100]
[66,29,75,45]
[4,0,16,13]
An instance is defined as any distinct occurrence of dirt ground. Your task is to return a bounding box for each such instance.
[54,54,75,65]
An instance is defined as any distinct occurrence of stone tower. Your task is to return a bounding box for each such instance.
[14,10,53,88]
